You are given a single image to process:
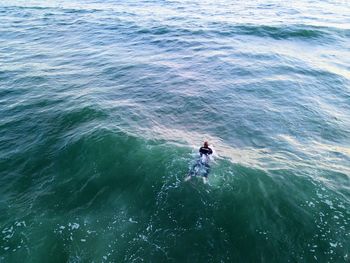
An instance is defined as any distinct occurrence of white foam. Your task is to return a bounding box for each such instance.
[324,200,333,206]
[129,218,138,223]
[307,201,315,207]
[4,234,13,239]
[2,226,13,234]
[330,242,338,247]
[69,223,80,230]
[15,221,26,227]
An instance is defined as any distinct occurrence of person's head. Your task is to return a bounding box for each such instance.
[204,141,209,147]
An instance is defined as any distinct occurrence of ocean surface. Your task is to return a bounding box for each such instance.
[0,0,349,262]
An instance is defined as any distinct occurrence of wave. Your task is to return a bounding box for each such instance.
[3,4,348,43]
[134,23,348,42]
[228,24,325,39]
[0,4,97,14]
[1,125,348,262]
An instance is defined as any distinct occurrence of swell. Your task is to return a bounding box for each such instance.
[2,4,348,43]
[1,127,348,261]
[215,24,345,40]
[132,23,348,42]
[0,4,98,14]
[0,1,349,261]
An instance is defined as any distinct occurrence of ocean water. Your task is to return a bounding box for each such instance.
[0,0,349,262]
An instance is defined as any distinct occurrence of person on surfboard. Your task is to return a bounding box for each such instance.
[185,141,213,183]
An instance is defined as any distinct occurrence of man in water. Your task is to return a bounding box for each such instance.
[185,141,213,183]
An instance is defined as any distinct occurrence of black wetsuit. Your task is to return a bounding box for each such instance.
[189,146,213,178]
[199,146,213,156]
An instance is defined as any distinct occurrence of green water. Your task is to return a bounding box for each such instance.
[1,0,349,262]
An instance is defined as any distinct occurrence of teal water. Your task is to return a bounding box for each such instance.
[1,0,350,262]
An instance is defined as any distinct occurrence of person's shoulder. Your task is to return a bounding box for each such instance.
[199,147,212,154]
